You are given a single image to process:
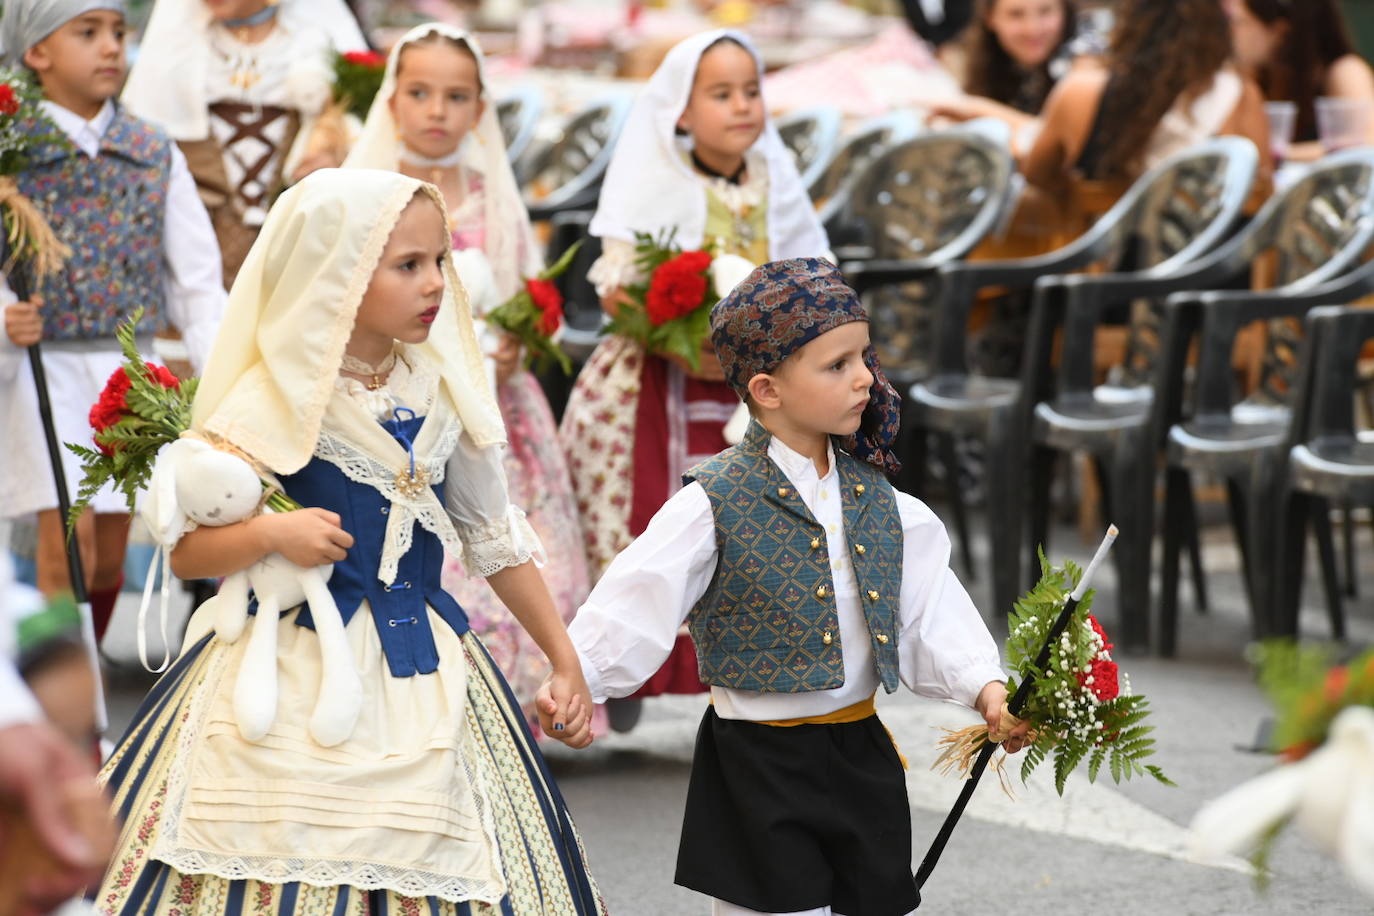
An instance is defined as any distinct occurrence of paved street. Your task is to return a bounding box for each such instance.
[99,513,1374,915]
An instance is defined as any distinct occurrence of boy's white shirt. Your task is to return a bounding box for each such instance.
[569,435,1006,721]
[0,99,225,372]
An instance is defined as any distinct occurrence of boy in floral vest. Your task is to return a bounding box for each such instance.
[0,0,225,637]
[544,258,1031,916]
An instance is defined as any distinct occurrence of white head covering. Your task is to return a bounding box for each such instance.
[192,167,504,476]
[589,28,827,259]
[121,0,367,141]
[344,22,541,303]
[0,0,125,64]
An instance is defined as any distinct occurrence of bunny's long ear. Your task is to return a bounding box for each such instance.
[143,438,206,548]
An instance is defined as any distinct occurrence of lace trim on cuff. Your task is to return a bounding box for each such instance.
[459,505,547,577]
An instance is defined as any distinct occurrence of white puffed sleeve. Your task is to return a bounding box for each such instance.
[443,430,546,576]
[586,238,643,299]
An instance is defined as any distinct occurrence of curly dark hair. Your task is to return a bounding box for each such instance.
[1243,0,1358,142]
[960,0,1078,114]
[1092,0,1234,180]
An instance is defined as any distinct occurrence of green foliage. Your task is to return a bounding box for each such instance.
[603,230,717,371]
[1003,548,1172,795]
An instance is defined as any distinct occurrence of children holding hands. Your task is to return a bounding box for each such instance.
[542,258,1028,916]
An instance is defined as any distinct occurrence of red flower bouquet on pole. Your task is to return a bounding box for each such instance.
[935,548,1173,795]
[485,240,582,375]
[605,230,754,372]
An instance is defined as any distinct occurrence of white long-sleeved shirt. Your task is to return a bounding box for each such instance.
[0,100,225,371]
[569,436,1007,721]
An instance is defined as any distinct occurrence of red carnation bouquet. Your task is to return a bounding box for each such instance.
[66,311,299,528]
[605,230,742,372]
[331,50,388,120]
[484,240,582,375]
[934,550,1172,795]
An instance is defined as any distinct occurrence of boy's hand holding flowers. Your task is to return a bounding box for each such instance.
[975,681,1033,754]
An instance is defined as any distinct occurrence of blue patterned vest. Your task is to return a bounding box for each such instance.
[16,106,171,340]
[685,420,903,694]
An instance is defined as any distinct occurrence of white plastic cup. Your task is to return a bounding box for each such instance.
[1316,97,1374,152]
[1264,101,1297,163]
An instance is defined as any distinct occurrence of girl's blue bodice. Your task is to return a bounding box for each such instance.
[266,413,469,678]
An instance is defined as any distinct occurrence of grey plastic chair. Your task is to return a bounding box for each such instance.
[1143,153,1374,652]
[839,126,1017,389]
[817,111,922,238]
[497,87,543,168]
[908,137,1259,639]
[1275,301,1374,640]
[1028,147,1374,653]
[774,106,843,200]
[520,95,631,221]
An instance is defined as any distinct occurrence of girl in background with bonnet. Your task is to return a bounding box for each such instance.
[557,29,829,709]
[94,169,605,915]
[343,23,591,735]
[122,0,368,287]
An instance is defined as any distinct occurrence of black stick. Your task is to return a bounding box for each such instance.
[914,526,1119,889]
[12,263,88,603]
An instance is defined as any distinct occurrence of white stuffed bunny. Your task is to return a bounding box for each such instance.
[143,438,363,748]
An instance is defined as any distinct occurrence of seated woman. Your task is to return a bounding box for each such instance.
[1023,0,1269,196]
[931,0,1079,153]
[1230,0,1374,160]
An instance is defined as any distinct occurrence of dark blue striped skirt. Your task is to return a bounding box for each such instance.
[94,629,605,916]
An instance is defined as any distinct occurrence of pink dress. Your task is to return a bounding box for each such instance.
[441,178,592,731]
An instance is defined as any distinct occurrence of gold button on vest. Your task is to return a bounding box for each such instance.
[867,589,880,601]
[855,484,866,496]
[855,544,866,555]
[810,537,821,550]
[876,633,889,644]
[778,486,790,498]
[816,584,829,599]
[822,631,833,645]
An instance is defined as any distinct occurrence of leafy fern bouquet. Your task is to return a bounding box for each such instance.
[940,552,1172,795]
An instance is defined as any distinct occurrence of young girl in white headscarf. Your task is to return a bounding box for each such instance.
[94,168,606,915]
[558,29,829,700]
[342,24,591,733]
[122,0,368,287]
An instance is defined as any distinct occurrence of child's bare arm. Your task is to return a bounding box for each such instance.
[169,509,354,580]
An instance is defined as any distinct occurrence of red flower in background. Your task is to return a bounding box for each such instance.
[525,278,564,336]
[645,250,711,325]
[342,50,386,68]
[0,85,18,117]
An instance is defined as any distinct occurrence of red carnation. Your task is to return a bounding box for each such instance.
[537,299,563,336]
[89,363,181,455]
[526,278,562,315]
[343,50,386,68]
[0,85,18,117]
[1077,657,1120,702]
[645,250,711,326]
[1087,614,1114,653]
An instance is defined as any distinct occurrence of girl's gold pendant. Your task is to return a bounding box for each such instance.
[394,464,431,500]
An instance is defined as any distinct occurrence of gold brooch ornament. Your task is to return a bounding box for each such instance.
[394,464,431,499]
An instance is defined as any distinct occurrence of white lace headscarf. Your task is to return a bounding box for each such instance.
[588,28,828,258]
[192,167,504,477]
[121,0,367,141]
[344,22,540,304]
